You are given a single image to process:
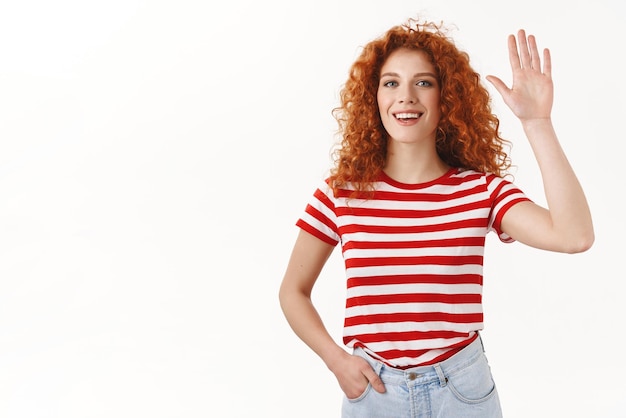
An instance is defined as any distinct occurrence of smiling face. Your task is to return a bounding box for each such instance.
[377,48,441,145]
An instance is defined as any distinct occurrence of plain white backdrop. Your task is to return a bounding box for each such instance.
[0,0,624,417]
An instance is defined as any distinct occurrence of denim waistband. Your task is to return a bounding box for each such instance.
[353,334,486,387]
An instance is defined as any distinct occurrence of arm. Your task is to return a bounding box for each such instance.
[278,229,385,397]
[486,30,594,253]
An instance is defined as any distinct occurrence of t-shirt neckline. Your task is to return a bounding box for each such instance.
[379,167,459,189]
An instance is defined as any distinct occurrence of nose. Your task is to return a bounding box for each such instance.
[398,88,417,104]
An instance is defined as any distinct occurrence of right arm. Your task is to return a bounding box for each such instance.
[278,229,385,398]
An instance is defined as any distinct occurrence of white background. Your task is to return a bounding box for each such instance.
[1,0,624,417]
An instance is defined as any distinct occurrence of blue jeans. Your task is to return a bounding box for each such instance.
[342,335,502,418]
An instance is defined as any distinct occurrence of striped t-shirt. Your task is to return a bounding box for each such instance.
[296,168,530,368]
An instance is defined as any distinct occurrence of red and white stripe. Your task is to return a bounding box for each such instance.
[297,168,529,367]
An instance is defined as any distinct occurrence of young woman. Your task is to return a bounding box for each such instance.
[279,18,593,417]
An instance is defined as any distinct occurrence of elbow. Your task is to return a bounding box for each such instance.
[564,230,595,254]
[278,282,289,311]
[278,280,298,313]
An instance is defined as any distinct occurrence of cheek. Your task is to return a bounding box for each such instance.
[428,95,442,118]
[376,93,391,114]
[376,100,385,118]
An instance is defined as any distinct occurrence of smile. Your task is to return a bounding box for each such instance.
[394,112,422,121]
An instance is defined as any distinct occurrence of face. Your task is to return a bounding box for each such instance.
[377,48,441,145]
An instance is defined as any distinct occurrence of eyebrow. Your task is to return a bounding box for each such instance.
[380,72,438,79]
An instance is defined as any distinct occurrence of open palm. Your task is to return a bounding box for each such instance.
[486,29,553,121]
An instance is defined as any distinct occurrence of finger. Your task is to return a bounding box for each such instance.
[507,33,520,70]
[485,75,510,98]
[362,368,386,394]
[527,34,541,71]
[542,48,552,77]
[517,29,532,69]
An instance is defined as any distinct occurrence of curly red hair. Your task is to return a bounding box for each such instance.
[329,18,511,196]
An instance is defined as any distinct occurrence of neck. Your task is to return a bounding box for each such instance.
[384,140,450,184]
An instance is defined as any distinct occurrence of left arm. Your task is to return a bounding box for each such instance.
[487,30,594,253]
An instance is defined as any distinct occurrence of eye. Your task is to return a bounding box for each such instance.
[382,80,398,88]
[416,80,433,87]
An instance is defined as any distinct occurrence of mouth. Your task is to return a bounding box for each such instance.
[394,112,422,122]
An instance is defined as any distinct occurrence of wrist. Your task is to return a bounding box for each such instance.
[520,117,556,137]
[520,116,552,130]
[322,344,351,372]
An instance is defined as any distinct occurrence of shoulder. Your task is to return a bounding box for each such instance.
[446,168,495,187]
[453,169,517,188]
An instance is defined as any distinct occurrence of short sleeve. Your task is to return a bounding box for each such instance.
[486,174,532,243]
[295,181,340,246]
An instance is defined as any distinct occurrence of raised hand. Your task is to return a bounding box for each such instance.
[487,29,594,255]
[486,29,553,122]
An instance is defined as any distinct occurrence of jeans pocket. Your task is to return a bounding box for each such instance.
[346,383,372,403]
[446,353,498,404]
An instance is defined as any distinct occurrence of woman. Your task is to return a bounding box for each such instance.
[279,18,593,417]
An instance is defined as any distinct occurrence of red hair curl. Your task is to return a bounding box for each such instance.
[329,18,511,196]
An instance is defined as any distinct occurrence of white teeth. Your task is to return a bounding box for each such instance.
[395,113,420,119]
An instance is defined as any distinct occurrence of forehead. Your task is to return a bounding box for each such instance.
[381,48,435,74]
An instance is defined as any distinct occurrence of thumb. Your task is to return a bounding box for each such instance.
[485,75,510,98]
[362,367,386,394]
